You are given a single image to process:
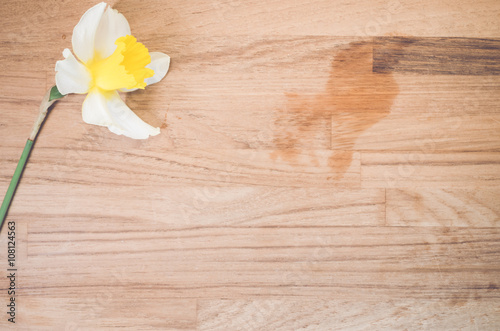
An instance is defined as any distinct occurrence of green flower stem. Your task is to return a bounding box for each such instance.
[0,86,64,231]
[0,139,34,227]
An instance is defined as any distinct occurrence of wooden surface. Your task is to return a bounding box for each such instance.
[1,0,500,329]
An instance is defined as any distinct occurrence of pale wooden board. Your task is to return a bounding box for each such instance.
[1,146,362,188]
[2,0,499,39]
[18,297,197,330]
[361,152,500,188]
[0,0,500,329]
[21,225,500,300]
[387,189,500,227]
[6,184,386,227]
[198,299,500,330]
[350,113,500,152]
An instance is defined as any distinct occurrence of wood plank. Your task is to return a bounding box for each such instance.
[198,299,500,330]
[387,189,500,226]
[4,296,196,330]
[2,0,500,40]
[374,37,500,75]
[1,146,361,188]
[21,226,500,301]
[4,184,385,228]
[390,74,500,114]
[361,152,500,188]
[345,113,500,152]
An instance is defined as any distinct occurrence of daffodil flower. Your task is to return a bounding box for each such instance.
[55,2,170,139]
[2,2,172,228]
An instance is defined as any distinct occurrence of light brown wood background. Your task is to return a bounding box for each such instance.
[1,0,500,329]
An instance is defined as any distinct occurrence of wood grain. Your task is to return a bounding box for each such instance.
[7,184,386,227]
[1,0,499,329]
[198,299,500,330]
[361,152,500,188]
[21,224,500,300]
[387,189,500,226]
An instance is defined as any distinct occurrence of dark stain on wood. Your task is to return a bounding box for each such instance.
[487,282,499,291]
[373,37,500,75]
[273,41,399,177]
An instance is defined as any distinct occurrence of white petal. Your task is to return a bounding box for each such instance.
[82,89,115,126]
[82,90,160,139]
[145,52,171,86]
[55,48,91,95]
[94,6,131,59]
[119,52,170,93]
[72,2,107,63]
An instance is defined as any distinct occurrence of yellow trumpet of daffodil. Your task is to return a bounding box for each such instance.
[55,2,170,139]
